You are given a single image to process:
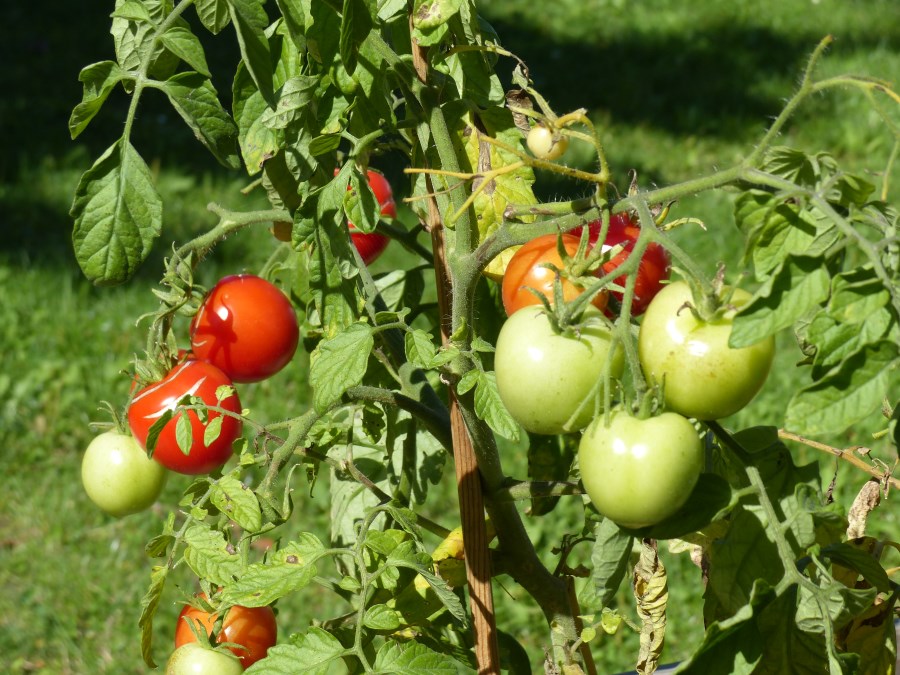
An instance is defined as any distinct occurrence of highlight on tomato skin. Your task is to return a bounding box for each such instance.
[501,233,609,316]
[190,274,300,384]
[581,213,671,316]
[127,359,243,475]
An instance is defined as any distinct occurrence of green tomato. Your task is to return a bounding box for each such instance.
[526,125,568,160]
[578,410,703,528]
[638,281,775,420]
[165,643,244,675]
[495,307,624,435]
[81,430,168,517]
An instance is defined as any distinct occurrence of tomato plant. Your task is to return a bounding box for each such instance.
[68,0,900,671]
[81,430,168,517]
[346,169,396,265]
[581,213,671,315]
[638,281,776,420]
[190,274,300,383]
[128,360,243,475]
[494,307,624,435]
[578,410,704,528]
[175,597,277,668]
[501,233,608,315]
[165,643,244,675]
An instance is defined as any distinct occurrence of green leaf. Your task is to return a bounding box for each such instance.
[819,542,892,593]
[183,524,243,587]
[162,72,241,169]
[827,266,891,324]
[309,133,342,156]
[211,476,263,531]
[274,0,306,50]
[175,411,193,455]
[160,26,210,76]
[754,585,833,674]
[805,311,893,379]
[195,0,231,33]
[69,61,126,139]
[244,629,346,674]
[309,322,374,413]
[412,0,462,30]
[345,167,379,233]
[138,565,167,668]
[405,329,438,369]
[226,0,275,107]
[70,139,162,285]
[339,0,372,75]
[203,415,224,448]
[407,566,468,626]
[474,371,520,441]
[590,518,633,609]
[795,581,875,632]
[305,0,341,66]
[785,340,900,436]
[112,0,153,22]
[364,604,402,631]
[730,255,830,348]
[373,640,461,674]
[221,534,325,606]
[111,0,181,78]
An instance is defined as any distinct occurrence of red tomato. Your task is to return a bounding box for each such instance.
[344,169,396,265]
[128,360,243,475]
[582,213,671,316]
[501,234,608,316]
[190,275,299,383]
[175,597,277,668]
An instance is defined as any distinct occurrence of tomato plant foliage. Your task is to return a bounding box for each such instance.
[70,1,899,673]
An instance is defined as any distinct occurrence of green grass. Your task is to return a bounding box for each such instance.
[1,0,898,672]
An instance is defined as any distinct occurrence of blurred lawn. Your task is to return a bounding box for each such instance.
[1,1,898,673]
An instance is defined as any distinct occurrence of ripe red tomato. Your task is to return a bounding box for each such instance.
[501,234,608,316]
[344,169,396,265]
[581,213,671,316]
[165,643,244,675]
[578,409,703,528]
[175,597,277,668]
[494,306,624,435]
[638,281,776,420]
[190,275,299,383]
[128,360,243,475]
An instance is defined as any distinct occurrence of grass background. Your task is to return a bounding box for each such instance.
[1,0,898,673]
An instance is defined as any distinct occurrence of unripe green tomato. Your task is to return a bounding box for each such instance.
[578,410,703,528]
[81,430,168,517]
[527,125,569,160]
[165,643,244,675]
[638,281,776,420]
[495,307,624,435]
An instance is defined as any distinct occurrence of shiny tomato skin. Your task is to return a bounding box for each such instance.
[638,281,776,420]
[501,234,608,316]
[527,125,568,160]
[578,410,703,528]
[494,306,624,435]
[175,598,277,668]
[582,213,671,316]
[345,169,396,265]
[128,360,243,475]
[191,275,299,383]
[165,642,244,675]
[81,431,168,517]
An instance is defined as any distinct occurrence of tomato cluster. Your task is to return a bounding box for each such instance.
[175,595,277,668]
[495,215,774,529]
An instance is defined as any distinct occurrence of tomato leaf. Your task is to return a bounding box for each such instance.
[70,139,163,285]
[339,0,372,75]
[211,476,263,532]
[412,0,462,30]
[785,340,900,436]
[159,25,211,76]
[273,0,306,50]
[183,524,244,587]
[843,601,898,675]
[474,370,520,441]
[405,329,438,369]
[590,518,633,609]
[795,581,875,633]
[69,61,126,139]
[818,542,892,593]
[729,255,830,348]
[364,604,402,631]
[244,628,347,674]
[225,0,275,107]
[221,533,326,607]
[144,408,174,456]
[175,411,194,456]
[194,0,231,34]
[138,565,168,668]
[373,639,461,674]
[345,167,380,233]
[111,0,181,77]
[309,322,374,413]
